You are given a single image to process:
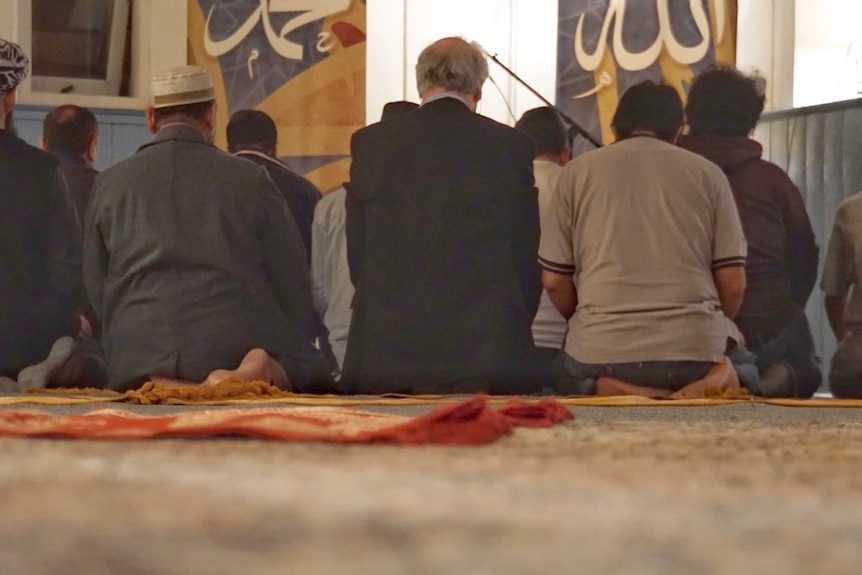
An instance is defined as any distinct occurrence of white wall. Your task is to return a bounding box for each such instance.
[737,0,795,111]
[794,0,862,107]
[366,0,558,125]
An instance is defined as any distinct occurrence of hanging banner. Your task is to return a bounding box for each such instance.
[188,0,367,192]
[557,0,736,154]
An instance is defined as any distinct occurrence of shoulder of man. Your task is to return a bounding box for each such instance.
[2,132,60,170]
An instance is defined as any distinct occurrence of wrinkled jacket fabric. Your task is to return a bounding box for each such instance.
[83,125,323,390]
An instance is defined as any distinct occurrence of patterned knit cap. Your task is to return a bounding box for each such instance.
[0,39,29,93]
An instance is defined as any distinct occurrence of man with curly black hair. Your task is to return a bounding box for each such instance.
[681,66,820,398]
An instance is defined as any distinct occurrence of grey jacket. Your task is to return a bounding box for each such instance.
[83,124,322,390]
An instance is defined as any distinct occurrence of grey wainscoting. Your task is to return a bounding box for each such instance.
[13,105,151,172]
[756,97,862,383]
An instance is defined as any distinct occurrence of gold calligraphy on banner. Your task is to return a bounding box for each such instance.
[558,0,736,145]
[204,0,352,61]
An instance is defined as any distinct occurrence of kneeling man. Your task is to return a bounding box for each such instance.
[539,81,748,398]
[83,66,325,391]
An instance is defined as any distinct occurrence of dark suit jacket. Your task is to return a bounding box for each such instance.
[235,150,322,262]
[343,97,541,394]
[83,125,324,390]
[0,129,82,375]
[52,149,99,230]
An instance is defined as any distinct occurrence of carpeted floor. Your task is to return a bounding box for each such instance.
[1,401,861,574]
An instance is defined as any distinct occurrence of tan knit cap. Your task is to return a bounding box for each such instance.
[151,65,215,109]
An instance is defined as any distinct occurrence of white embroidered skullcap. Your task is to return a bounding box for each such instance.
[0,39,29,93]
[151,65,215,109]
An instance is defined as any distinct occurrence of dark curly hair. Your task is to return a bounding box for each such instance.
[686,66,766,136]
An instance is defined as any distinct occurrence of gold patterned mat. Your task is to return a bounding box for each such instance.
[1,386,860,408]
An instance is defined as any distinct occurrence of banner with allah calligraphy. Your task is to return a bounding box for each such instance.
[188,0,366,193]
[557,0,736,155]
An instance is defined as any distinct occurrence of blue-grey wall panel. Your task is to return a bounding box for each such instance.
[758,98,862,391]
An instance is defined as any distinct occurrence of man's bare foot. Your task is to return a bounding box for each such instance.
[203,349,291,390]
[595,377,674,399]
[669,358,739,399]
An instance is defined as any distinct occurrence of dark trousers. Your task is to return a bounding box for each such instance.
[739,306,822,398]
[553,341,760,396]
[829,331,862,399]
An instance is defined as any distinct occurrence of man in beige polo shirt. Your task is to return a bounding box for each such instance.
[539,81,749,398]
[822,192,862,398]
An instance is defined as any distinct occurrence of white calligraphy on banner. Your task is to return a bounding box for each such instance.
[573,0,725,73]
[204,0,351,60]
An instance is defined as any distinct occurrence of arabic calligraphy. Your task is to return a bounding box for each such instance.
[204,0,351,60]
[573,71,613,99]
[573,0,713,73]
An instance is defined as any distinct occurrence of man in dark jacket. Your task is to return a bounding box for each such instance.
[681,66,821,397]
[344,37,541,394]
[41,105,100,226]
[226,109,321,261]
[0,40,83,389]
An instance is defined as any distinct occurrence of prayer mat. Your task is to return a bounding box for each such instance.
[0,395,572,445]
[3,377,862,408]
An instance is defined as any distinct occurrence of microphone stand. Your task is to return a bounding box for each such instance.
[485,51,603,149]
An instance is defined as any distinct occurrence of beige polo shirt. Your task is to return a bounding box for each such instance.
[822,191,862,330]
[538,137,746,364]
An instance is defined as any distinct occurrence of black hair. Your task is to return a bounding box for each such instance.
[226,109,277,154]
[515,107,568,157]
[611,80,683,142]
[686,66,766,136]
[43,104,98,155]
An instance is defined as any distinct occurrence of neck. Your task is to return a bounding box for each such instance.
[158,120,211,142]
[421,88,476,111]
[237,145,274,158]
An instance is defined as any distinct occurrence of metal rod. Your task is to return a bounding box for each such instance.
[486,51,603,149]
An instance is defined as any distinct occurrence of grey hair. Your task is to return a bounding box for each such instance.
[415,37,489,96]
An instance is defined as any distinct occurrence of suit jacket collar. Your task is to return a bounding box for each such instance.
[140,122,210,151]
[418,96,474,117]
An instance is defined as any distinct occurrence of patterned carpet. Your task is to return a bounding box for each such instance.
[1,401,861,574]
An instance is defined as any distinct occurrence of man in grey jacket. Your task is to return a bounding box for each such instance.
[83,66,325,391]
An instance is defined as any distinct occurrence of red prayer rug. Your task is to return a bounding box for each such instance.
[0,396,572,445]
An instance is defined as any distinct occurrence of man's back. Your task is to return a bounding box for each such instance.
[234,150,321,259]
[85,125,318,390]
[0,130,81,374]
[541,137,745,365]
[345,97,540,393]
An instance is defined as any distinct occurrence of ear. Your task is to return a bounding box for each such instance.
[145,107,158,134]
[202,101,217,142]
[87,136,98,163]
[1,89,15,113]
[39,137,47,151]
[558,147,572,166]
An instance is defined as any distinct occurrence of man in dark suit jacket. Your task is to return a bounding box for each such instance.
[344,37,541,394]
[41,105,100,227]
[226,109,322,262]
[0,40,83,387]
